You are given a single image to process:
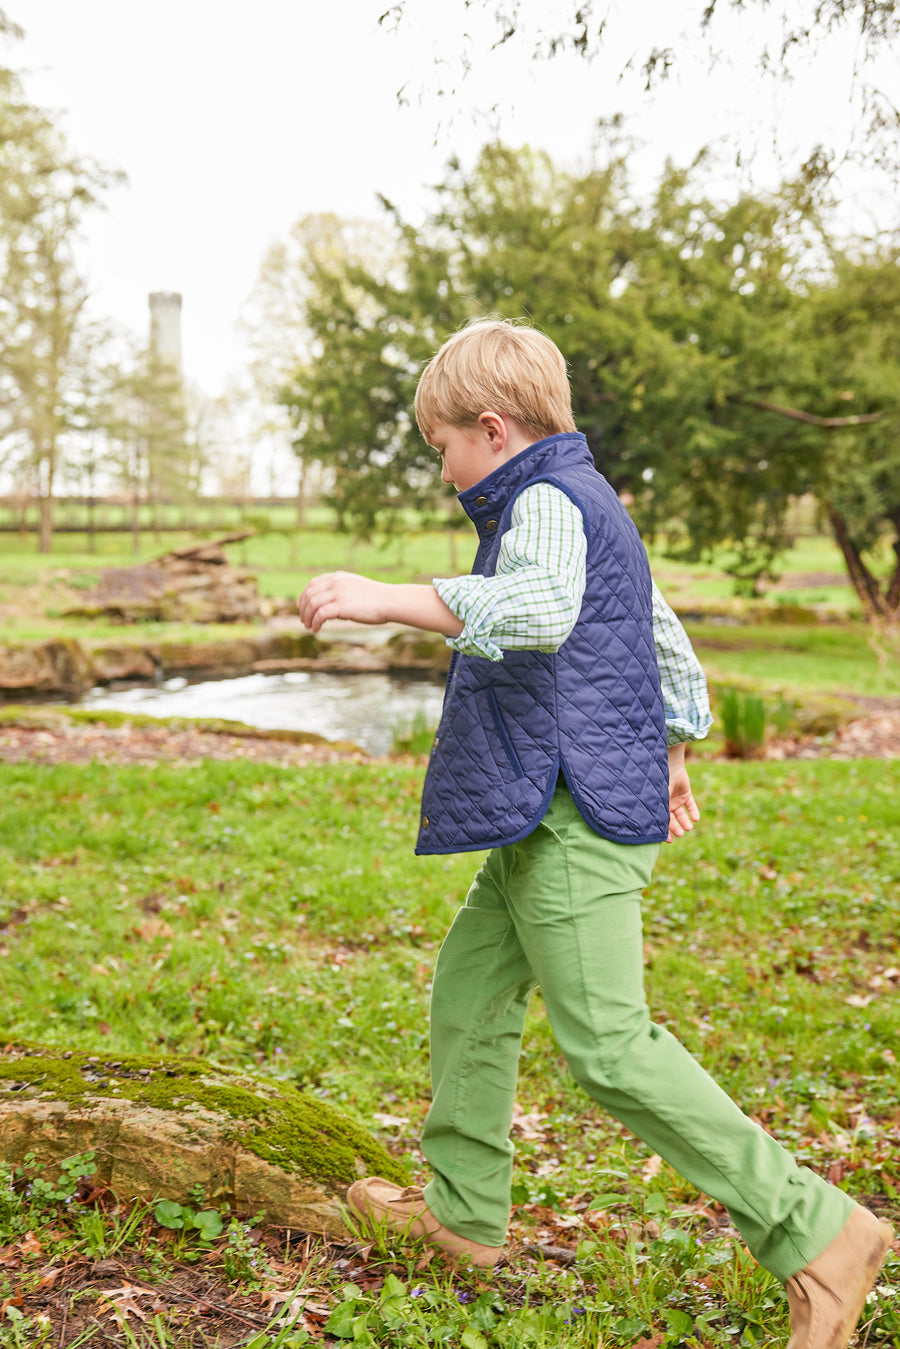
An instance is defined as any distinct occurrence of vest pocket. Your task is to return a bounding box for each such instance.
[484,686,525,780]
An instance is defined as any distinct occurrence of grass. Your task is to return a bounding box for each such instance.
[0,511,898,1343]
[687,622,899,700]
[0,519,870,610]
[1,755,899,1344]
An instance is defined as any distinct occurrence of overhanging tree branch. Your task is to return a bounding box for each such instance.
[737,395,885,428]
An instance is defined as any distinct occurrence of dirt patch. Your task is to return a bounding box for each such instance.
[767,709,900,760]
[768,571,849,589]
[0,720,368,767]
[1,709,899,767]
[2,1229,350,1348]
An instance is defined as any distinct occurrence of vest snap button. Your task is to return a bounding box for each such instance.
[486,519,498,532]
[422,816,429,828]
[475,495,488,507]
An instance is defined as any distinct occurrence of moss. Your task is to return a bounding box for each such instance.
[0,1039,404,1188]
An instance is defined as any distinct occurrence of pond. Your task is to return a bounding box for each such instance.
[80,670,447,756]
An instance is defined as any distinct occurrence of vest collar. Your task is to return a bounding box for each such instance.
[456,432,592,535]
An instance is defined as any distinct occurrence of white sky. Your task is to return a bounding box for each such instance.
[10,0,900,398]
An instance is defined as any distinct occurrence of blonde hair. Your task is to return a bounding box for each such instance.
[414,319,576,443]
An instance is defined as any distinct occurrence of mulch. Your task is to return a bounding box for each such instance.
[767,709,900,761]
[0,709,898,766]
[0,721,367,767]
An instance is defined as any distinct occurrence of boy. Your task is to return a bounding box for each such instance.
[298,321,892,1348]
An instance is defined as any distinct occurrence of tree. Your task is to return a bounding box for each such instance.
[381,0,900,171]
[777,247,900,621]
[0,50,120,551]
[266,141,900,617]
[261,212,465,534]
[425,144,823,580]
[243,213,403,524]
[104,347,194,552]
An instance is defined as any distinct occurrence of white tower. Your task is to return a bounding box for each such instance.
[148,291,183,371]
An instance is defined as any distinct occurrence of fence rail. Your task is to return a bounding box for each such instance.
[0,497,301,534]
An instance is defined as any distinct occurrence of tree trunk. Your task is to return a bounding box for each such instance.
[131,492,141,554]
[37,494,54,554]
[825,504,889,620]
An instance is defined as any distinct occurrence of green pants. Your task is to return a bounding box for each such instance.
[421,782,852,1282]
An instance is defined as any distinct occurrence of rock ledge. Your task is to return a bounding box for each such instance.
[0,1040,404,1232]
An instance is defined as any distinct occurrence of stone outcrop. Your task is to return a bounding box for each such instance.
[383,630,453,673]
[0,639,96,697]
[0,1041,405,1232]
[0,627,454,699]
[0,631,327,699]
[65,533,261,624]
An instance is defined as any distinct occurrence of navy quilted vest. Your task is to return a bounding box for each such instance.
[415,432,670,855]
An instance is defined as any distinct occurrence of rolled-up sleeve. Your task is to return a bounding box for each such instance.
[434,484,587,662]
[652,582,713,745]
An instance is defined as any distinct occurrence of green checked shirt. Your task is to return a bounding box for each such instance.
[434,483,712,747]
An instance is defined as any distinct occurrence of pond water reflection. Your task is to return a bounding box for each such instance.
[81,670,447,756]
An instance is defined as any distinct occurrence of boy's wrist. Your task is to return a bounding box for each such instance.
[384,584,464,639]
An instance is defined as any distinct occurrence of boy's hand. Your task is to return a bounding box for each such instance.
[666,743,700,843]
[298,571,391,632]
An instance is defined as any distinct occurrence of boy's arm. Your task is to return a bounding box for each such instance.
[298,572,464,637]
[652,583,713,748]
[651,583,711,842]
[299,484,586,654]
[433,483,586,660]
[666,742,700,842]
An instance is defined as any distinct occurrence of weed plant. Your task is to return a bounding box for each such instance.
[391,709,437,757]
[1,757,899,1344]
[719,688,767,757]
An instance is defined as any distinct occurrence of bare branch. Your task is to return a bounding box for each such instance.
[741,396,885,427]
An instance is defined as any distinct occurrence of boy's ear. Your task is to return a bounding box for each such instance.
[476,411,509,449]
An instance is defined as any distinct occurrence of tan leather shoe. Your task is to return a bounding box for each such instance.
[346,1176,504,1268]
[786,1204,894,1349]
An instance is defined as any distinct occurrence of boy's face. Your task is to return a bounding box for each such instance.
[428,415,530,492]
[428,422,499,493]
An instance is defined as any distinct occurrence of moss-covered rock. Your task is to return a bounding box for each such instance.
[791,692,861,736]
[0,1040,405,1232]
[383,631,453,672]
[0,639,95,697]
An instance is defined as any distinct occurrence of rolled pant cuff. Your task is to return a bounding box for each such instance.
[422,1178,508,1248]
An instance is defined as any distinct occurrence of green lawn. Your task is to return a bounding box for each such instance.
[1,756,898,1345]
[0,520,867,613]
[691,622,900,700]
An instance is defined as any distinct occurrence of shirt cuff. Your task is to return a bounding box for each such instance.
[434,576,505,662]
[665,715,713,747]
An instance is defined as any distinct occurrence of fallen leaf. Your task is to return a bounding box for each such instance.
[98,1285,153,1322]
[137,919,173,941]
[373,1112,409,1129]
[18,1232,43,1259]
[511,1102,548,1140]
[642,1153,663,1180]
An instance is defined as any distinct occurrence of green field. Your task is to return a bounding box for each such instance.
[1,757,899,1345]
[0,517,870,616]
